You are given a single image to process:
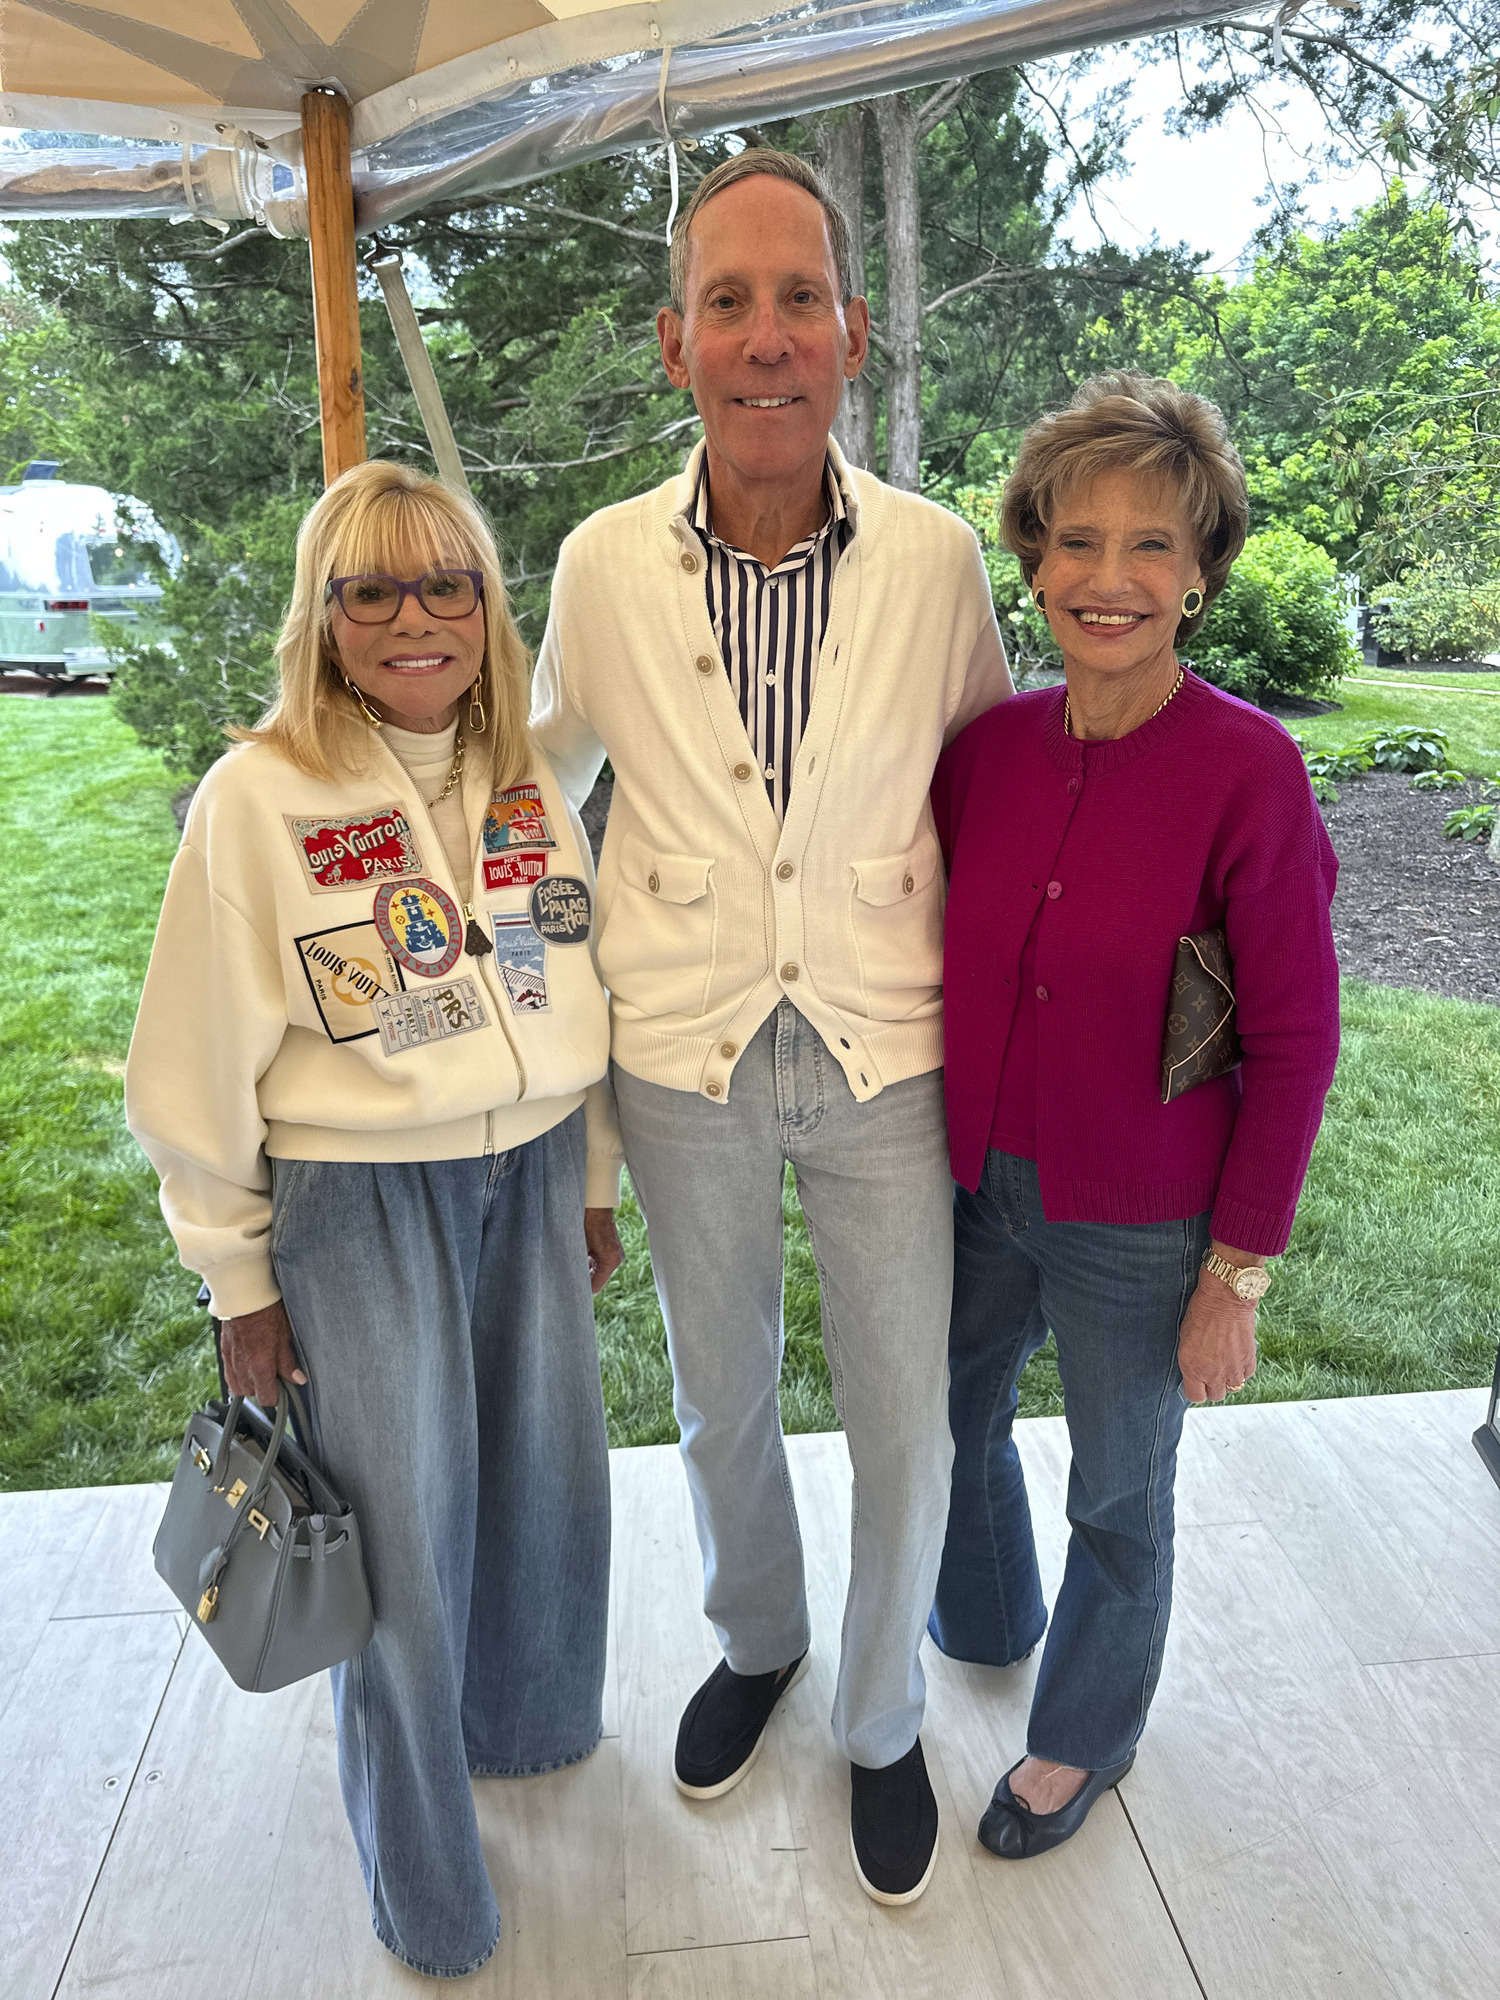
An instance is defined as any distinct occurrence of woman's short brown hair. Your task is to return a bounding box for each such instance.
[1001,372,1249,641]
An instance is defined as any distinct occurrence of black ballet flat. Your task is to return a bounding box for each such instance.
[977,1751,1136,1860]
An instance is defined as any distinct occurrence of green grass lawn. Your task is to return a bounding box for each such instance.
[1,696,1497,1487]
[1291,665,1500,778]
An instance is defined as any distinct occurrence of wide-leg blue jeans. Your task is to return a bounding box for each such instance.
[270,1108,610,1979]
[929,1148,1211,1771]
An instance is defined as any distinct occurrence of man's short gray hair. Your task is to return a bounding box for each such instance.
[668,148,854,315]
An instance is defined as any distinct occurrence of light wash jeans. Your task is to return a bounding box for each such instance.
[929,1148,1211,1771]
[612,1001,955,1769]
[270,1109,610,1980]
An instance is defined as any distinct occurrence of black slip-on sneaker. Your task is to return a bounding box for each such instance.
[850,1738,940,1905]
[673,1650,810,1799]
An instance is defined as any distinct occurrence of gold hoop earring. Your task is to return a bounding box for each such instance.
[340,670,384,729]
[1033,587,1046,612]
[468,678,487,734]
[1181,587,1205,618]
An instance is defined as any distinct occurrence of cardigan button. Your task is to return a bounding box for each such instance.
[705,1080,723,1097]
[733,762,752,781]
[781,962,800,982]
[1036,985,1049,1002]
[1066,777,1081,796]
[1046,880,1062,899]
[720,1041,738,1059]
[648,872,660,894]
[696,654,716,674]
[903,873,915,894]
[681,551,698,573]
[777,861,795,880]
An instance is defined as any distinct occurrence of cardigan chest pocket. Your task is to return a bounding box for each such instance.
[848,829,944,1017]
[599,831,718,1022]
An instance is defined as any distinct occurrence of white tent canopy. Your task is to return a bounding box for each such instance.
[0,0,1240,233]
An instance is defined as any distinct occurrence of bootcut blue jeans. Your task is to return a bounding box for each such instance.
[270,1108,610,1979]
[930,1148,1211,1772]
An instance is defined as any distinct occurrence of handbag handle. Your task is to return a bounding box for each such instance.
[208,1386,291,1511]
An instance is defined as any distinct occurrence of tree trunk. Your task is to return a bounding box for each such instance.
[821,105,877,472]
[873,92,923,491]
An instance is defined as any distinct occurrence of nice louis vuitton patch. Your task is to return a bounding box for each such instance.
[373,877,464,979]
[372,978,487,1056]
[294,921,405,1044]
[482,850,548,894]
[491,911,549,1013]
[482,783,555,862]
[287,805,422,893]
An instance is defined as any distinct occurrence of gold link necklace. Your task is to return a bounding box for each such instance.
[1064,666,1184,739]
[425,728,465,807]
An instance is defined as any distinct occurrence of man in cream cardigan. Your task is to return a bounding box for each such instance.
[531,149,1010,1904]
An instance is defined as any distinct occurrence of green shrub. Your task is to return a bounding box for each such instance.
[100,497,302,780]
[1410,767,1467,791]
[1192,526,1358,703]
[1370,558,1500,663]
[1301,743,1374,782]
[1349,723,1449,772]
[1444,795,1498,840]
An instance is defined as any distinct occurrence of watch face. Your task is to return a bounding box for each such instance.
[1235,1266,1272,1302]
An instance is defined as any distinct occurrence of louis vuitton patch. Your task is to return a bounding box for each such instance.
[294,921,405,1044]
[482,783,555,859]
[286,805,422,893]
[491,911,549,1013]
[373,876,464,979]
[372,977,487,1056]
[483,850,548,894]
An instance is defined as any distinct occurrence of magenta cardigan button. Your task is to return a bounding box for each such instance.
[1035,984,1049,1001]
[1046,880,1062,899]
[1066,777,1081,795]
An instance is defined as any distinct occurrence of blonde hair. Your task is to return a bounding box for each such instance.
[668,148,853,314]
[1001,372,1249,640]
[238,461,532,789]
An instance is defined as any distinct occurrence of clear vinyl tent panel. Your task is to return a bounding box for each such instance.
[0,0,1240,232]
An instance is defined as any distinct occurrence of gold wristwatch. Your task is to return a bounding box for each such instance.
[1202,1249,1272,1303]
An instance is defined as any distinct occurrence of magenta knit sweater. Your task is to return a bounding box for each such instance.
[931,671,1340,1256]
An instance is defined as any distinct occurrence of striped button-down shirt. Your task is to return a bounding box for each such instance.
[690,454,855,821]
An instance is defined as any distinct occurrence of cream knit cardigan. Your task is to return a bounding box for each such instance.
[531,439,1011,1105]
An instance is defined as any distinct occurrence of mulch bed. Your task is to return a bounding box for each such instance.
[1320,774,1499,1006]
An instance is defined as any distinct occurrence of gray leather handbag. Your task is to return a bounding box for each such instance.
[154,1381,373,1692]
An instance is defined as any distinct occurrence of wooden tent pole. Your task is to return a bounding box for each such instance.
[301,89,366,485]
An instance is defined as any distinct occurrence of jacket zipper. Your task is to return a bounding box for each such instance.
[377,738,530,1120]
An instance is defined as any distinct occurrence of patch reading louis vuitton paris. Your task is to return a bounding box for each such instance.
[373,978,487,1057]
[483,850,548,894]
[529,875,592,944]
[373,877,464,979]
[491,911,549,1013]
[294,921,405,1044]
[482,783,555,860]
[287,805,422,893]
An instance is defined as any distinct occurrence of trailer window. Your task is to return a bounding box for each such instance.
[85,533,167,587]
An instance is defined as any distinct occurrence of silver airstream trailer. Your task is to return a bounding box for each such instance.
[0,462,178,679]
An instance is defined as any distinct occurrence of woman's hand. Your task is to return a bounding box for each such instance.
[221,1299,306,1407]
[1177,1269,1258,1404]
[585,1207,624,1295]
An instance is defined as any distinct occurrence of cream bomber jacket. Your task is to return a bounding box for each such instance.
[125,734,623,1319]
[531,438,1012,1105]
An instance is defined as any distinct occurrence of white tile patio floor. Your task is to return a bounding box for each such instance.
[3,1388,1498,2000]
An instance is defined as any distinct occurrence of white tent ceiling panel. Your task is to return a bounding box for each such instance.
[0,0,1242,228]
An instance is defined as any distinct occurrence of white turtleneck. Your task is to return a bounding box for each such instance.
[382,719,470,885]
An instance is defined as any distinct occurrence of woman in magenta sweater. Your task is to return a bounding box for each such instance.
[929,372,1339,1859]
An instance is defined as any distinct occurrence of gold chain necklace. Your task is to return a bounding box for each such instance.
[425,728,465,808]
[1065,666,1184,740]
